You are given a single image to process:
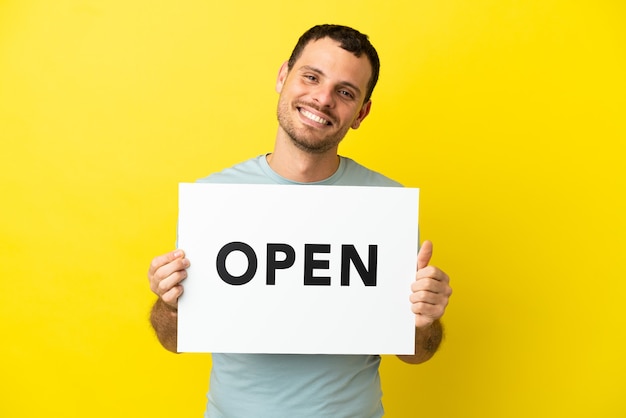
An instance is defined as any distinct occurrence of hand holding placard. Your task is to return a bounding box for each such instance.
[411,241,452,329]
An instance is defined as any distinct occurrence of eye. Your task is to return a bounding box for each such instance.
[338,90,355,99]
[303,74,318,83]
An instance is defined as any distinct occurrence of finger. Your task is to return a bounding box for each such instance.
[415,266,450,283]
[156,268,188,296]
[410,288,449,306]
[148,249,186,276]
[411,300,446,317]
[161,285,184,308]
[417,240,433,270]
[155,256,189,281]
[411,277,450,294]
[410,296,448,322]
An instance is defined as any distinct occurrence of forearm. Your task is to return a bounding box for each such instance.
[150,298,179,353]
[397,319,444,364]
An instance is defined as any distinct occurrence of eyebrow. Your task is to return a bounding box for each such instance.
[299,65,363,98]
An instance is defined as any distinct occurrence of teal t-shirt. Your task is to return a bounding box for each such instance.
[197,154,402,188]
[198,155,401,418]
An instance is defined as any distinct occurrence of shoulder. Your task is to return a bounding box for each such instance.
[196,155,273,184]
[338,157,403,187]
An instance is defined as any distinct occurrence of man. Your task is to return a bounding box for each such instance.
[148,24,452,417]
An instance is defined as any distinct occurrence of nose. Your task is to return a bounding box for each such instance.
[312,85,335,108]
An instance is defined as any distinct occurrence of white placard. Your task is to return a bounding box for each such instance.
[177,183,419,354]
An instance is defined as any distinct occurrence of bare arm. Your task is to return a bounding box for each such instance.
[397,241,451,364]
[150,298,179,353]
[147,250,189,353]
[397,320,444,364]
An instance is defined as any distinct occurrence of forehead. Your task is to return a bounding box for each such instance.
[294,37,372,92]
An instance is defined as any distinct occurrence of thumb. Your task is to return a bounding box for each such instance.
[417,240,433,270]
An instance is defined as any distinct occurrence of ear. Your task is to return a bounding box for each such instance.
[351,100,372,129]
[276,61,289,93]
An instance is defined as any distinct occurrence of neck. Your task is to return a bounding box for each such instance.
[267,132,340,183]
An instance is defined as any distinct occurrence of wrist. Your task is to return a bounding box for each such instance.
[157,297,178,314]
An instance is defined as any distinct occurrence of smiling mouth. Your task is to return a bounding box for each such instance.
[298,108,332,126]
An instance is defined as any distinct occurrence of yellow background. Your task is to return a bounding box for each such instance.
[1,0,624,417]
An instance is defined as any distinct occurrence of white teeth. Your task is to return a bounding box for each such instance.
[300,109,329,125]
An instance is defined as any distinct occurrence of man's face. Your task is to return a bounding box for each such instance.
[276,37,372,154]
